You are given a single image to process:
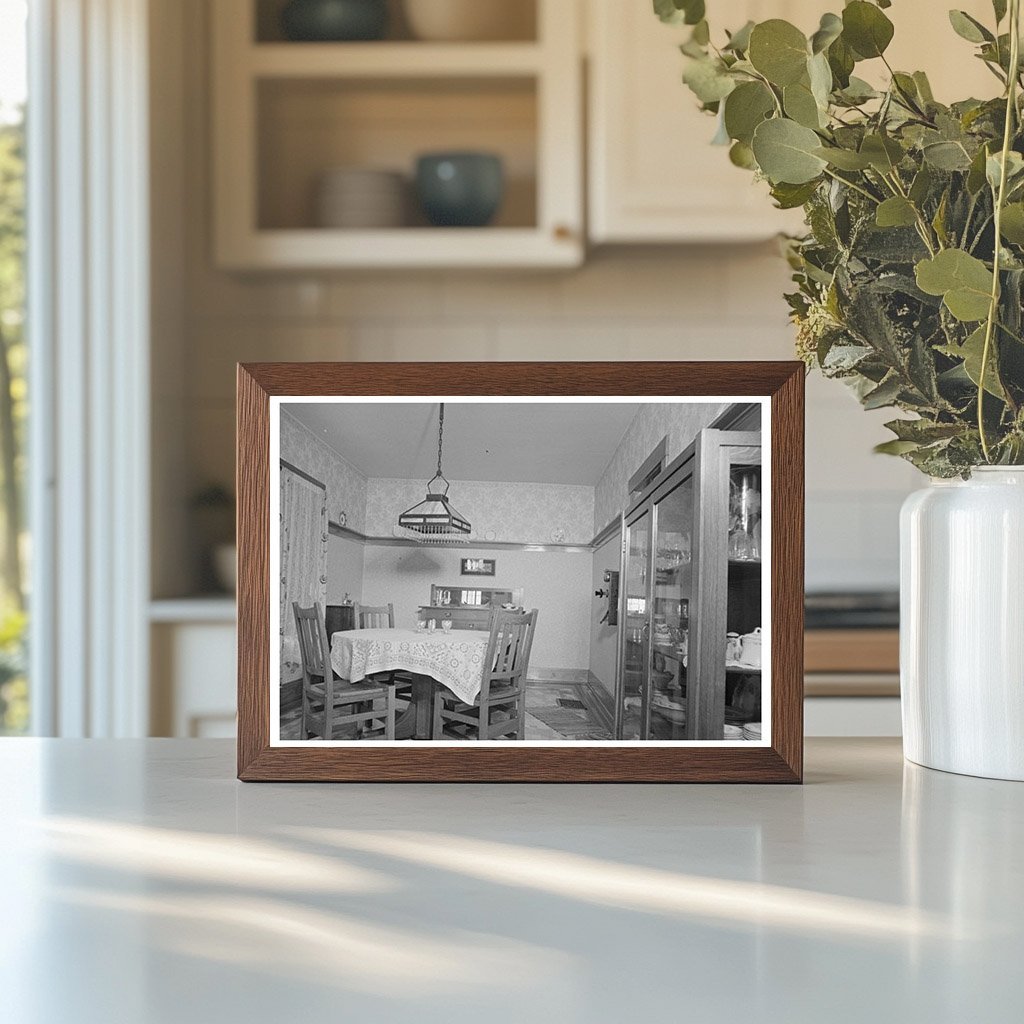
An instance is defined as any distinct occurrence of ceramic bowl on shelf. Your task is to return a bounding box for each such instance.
[415,152,504,227]
[403,0,533,42]
[281,0,388,42]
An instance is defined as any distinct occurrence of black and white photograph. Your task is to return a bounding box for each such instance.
[271,397,769,745]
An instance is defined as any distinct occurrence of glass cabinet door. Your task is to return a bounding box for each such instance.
[686,430,763,741]
[618,511,651,740]
[723,439,763,740]
[646,474,694,740]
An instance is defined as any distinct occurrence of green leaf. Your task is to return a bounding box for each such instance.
[807,51,833,109]
[810,12,843,54]
[653,0,705,26]
[842,1,895,59]
[948,10,994,44]
[915,249,994,322]
[751,118,828,184]
[724,20,755,53]
[909,164,933,205]
[837,76,879,104]
[860,133,904,173]
[940,326,1006,398]
[913,71,935,104]
[885,418,963,443]
[784,80,824,129]
[875,439,922,455]
[993,0,1008,24]
[876,197,918,228]
[748,20,809,86]
[770,180,820,209]
[862,374,903,409]
[1000,203,1024,245]
[967,144,991,194]
[682,57,736,104]
[729,140,757,169]
[814,146,872,170]
[723,81,775,144]
[827,36,856,88]
[986,150,1024,191]
[922,140,973,171]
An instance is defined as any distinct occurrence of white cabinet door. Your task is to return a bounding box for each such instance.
[587,0,996,244]
[588,0,810,243]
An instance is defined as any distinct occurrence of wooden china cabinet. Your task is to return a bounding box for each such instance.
[615,429,763,741]
[419,584,515,631]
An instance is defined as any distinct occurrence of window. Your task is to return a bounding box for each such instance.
[0,0,28,734]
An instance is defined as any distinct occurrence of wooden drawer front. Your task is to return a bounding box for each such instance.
[804,629,899,674]
[420,607,493,630]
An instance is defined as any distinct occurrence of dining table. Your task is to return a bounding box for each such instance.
[331,627,488,739]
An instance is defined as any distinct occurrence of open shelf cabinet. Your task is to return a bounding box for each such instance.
[212,0,583,268]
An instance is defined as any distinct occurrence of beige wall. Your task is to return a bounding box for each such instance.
[158,0,920,600]
[593,402,733,534]
[360,544,593,671]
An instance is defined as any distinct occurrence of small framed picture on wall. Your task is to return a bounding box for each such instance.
[461,558,496,576]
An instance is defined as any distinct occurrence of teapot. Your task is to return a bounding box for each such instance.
[738,628,762,668]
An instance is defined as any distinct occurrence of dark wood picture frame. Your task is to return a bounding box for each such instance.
[461,557,497,577]
[237,362,804,783]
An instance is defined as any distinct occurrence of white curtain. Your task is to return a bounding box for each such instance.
[280,467,328,681]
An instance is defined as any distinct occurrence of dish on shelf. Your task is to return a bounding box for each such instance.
[723,724,745,741]
[316,168,407,229]
[652,692,686,725]
[743,722,763,741]
[726,661,762,673]
[403,0,534,41]
[281,0,389,41]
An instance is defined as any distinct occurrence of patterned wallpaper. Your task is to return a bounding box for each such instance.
[365,477,595,544]
[593,402,734,533]
[279,408,368,532]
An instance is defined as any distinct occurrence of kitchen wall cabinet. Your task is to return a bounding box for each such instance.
[616,428,763,741]
[211,0,583,269]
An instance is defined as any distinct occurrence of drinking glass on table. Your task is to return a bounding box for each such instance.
[441,620,452,633]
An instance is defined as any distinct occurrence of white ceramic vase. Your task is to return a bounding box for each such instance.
[900,467,1024,780]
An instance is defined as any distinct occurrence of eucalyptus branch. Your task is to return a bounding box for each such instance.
[979,0,1021,462]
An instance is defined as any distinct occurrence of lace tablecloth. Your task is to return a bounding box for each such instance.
[331,628,488,706]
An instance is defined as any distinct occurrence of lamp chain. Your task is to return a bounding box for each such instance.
[437,403,445,478]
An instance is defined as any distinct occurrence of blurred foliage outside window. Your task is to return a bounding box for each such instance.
[1,1,28,733]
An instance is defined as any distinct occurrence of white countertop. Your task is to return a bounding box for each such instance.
[0,738,1019,1023]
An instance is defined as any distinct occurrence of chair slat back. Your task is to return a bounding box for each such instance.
[293,602,330,681]
[356,602,395,630]
[480,609,537,702]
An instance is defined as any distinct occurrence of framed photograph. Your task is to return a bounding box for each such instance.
[237,362,804,782]
[461,558,496,577]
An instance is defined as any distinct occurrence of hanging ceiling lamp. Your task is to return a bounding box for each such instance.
[395,403,472,544]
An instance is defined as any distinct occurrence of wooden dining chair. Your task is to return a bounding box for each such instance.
[293,602,395,740]
[355,602,395,629]
[432,609,538,741]
[352,601,414,699]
